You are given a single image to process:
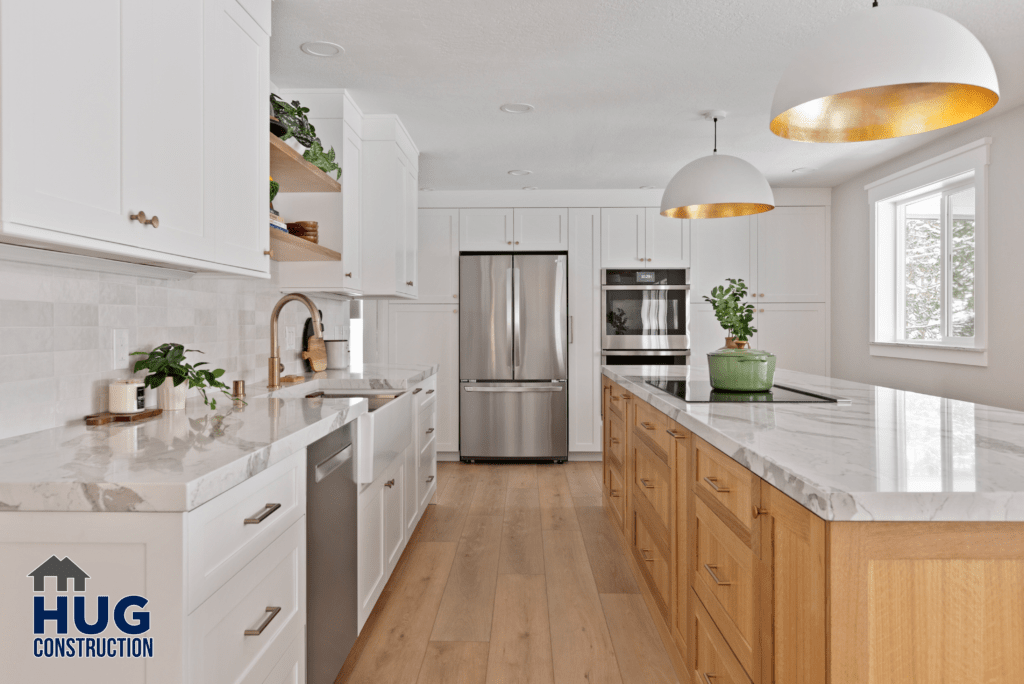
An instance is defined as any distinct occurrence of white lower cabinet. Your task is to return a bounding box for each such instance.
[259,634,305,684]
[418,401,438,510]
[382,458,405,574]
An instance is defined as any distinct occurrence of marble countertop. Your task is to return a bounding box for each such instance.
[0,363,438,513]
[604,365,1024,522]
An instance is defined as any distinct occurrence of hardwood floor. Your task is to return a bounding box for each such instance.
[339,461,681,684]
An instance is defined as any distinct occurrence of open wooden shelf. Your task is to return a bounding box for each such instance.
[269,229,341,262]
[269,133,342,193]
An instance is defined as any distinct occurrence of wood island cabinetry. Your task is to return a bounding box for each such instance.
[602,376,1024,684]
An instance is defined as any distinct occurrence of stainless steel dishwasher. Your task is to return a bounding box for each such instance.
[305,420,358,684]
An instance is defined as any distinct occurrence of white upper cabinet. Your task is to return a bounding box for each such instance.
[645,208,689,267]
[418,209,460,303]
[689,215,758,303]
[460,208,513,251]
[0,0,271,276]
[756,206,827,303]
[755,303,827,375]
[513,208,569,251]
[601,208,646,267]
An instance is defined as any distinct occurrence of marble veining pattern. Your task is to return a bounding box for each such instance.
[0,365,437,512]
[603,365,1024,522]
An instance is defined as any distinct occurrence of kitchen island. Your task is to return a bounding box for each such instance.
[0,363,438,684]
[602,365,1024,684]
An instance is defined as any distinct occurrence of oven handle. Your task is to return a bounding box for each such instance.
[601,350,691,356]
[602,285,690,291]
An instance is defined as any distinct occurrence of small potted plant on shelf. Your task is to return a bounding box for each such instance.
[270,94,342,179]
[130,343,232,411]
[702,278,776,392]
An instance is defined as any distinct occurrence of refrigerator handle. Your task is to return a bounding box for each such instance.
[513,267,522,370]
[506,267,514,373]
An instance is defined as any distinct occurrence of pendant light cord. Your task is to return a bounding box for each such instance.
[713,117,718,154]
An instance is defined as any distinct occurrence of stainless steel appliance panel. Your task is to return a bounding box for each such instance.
[602,283,690,351]
[602,350,691,366]
[460,254,514,380]
[460,381,568,460]
[514,254,568,381]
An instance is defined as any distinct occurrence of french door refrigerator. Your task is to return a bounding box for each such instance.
[460,253,568,462]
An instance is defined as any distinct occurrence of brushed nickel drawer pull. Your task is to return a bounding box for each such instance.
[666,429,687,439]
[640,478,655,489]
[703,476,730,493]
[244,606,281,636]
[426,475,435,483]
[385,479,395,488]
[244,503,281,524]
[610,438,620,445]
[640,548,655,562]
[641,421,656,430]
[620,394,631,400]
[701,674,717,684]
[426,389,435,394]
[610,489,621,498]
[413,388,423,394]
[704,563,731,586]
[425,427,435,434]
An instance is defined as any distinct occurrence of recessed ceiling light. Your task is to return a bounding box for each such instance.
[791,167,817,174]
[640,186,656,189]
[522,186,538,191]
[500,103,534,114]
[300,41,344,57]
[508,170,532,176]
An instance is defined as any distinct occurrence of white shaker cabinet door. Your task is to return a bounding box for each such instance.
[756,206,827,303]
[404,159,419,297]
[208,0,269,271]
[417,209,459,303]
[341,123,364,291]
[755,303,828,376]
[645,208,689,267]
[403,442,419,540]
[568,208,602,453]
[357,481,385,630]
[382,459,405,575]
[125,1,210,260]
[600,208,646,267]
[689,215,757,303]
[460,208,513,251]
[1,2,146,246]
[513,208,569,251]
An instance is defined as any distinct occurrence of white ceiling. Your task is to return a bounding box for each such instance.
[270,0,1024,191]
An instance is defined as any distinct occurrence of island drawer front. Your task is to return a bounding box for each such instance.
[694,497,757,678]
[187,517,306,684]
[633,498,671,620]
[633,399,672,460]
[607,460,626,530]
[694,436,755,541]
[413,374,438,412]
[260,632,305,684]
[607,382,630,421]
[607,412,627,471]
[692,588,753,684]
[187,450,306,612]
[634,437,671,530]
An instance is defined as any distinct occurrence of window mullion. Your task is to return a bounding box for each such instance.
[941,191,952,342]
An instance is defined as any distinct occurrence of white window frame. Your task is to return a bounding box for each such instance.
[867,138,990,366]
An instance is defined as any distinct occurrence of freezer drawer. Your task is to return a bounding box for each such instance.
[460,381,568,460]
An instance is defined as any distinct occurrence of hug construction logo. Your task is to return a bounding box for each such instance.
[27,556,154,659]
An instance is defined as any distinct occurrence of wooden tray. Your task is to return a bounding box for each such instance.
[84,409,163,426]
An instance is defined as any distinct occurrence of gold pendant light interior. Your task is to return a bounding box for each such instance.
[662,202,775,220]
[770,82,999,143]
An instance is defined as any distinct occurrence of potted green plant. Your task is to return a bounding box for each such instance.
[703,278,757,349]
[130,343,232,411]
[270,94,342,179]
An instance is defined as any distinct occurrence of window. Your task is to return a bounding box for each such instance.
[868,138,989,366]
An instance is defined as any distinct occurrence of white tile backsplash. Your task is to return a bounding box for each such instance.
[0,260,349,439]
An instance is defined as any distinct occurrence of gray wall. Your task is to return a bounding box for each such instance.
[831,104,1024,410]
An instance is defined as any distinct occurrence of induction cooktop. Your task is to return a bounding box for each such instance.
[645,380,850,404]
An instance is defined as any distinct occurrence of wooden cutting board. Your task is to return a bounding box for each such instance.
[84,409,163,426]
[301,336,327,372]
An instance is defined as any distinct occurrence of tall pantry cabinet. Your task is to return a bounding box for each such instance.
[0,0,271,276]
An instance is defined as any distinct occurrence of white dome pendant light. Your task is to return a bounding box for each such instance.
[770,1,999,143]
[661,113,774,220]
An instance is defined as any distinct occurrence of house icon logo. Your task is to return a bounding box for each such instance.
[27,556,90,592]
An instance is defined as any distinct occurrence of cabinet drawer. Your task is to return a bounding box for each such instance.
[692,589,753,684]
[411,374,437,412]
[607,412,627,470]
[634,438,671,531]
[257,633,304,684]
[607,460,626,530]
[633,503,671,620]
[633,399,672,459]
[187,451,306,612]
[694,436,756,541]
[607,382,630,421]
[187,518,306,684]
[693,497,757,678]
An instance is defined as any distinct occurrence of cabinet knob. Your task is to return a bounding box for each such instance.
[760,293,765,297]
[407,281,414,286]
[647,258,652,262]
[515,241,520,245]
[129,211,159,228]
[345,272,353,278]
[384,479,395,488]
[453,294,458,299]
[753,506,769,518]
[508,241,512,245]
[759,308,764,313]
[264,250,274,258]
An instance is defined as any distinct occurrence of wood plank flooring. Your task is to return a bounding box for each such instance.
[339,461,681,684]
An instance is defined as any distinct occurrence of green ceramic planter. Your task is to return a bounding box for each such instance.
[707,347,777,392]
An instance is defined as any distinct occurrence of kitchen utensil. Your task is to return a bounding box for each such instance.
[108,379,145,414]
[707,347,777,392]
[85,408,163,426]
[325,340,349,369]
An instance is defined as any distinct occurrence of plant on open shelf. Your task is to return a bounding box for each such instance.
[703,278,757,348]
[130,343,232,411]
[270,93,342,180]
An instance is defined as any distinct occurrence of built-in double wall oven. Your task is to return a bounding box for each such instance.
[601,268,690,366]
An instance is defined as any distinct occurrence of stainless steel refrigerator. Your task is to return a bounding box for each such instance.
[460,253,568,462]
